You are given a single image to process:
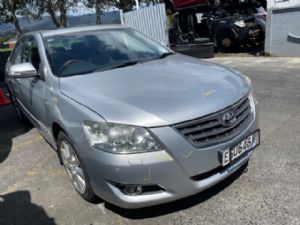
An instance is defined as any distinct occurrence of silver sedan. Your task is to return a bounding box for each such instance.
[5,25,259,208]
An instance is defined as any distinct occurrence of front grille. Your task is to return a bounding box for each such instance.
[174,95,253,148]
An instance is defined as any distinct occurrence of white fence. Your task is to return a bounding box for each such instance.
[122,4,169,46]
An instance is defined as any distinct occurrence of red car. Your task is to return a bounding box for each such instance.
[162,0,208,10]
[173,0,208,8]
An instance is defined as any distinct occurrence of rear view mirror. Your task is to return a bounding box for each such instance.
[8,63,37,78]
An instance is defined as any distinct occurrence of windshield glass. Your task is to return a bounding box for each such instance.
[44,28,171,77]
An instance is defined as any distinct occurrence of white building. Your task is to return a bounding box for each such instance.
[268,0,300,9]
[265,0,300,56]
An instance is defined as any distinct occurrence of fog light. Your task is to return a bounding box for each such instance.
[123,185,143,196]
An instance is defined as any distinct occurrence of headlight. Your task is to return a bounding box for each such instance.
[83,121,163,154]
[234,20,246,28]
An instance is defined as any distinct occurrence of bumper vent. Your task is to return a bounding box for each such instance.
[174,95,253,148]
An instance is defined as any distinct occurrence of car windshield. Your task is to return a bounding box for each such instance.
[44,28,171,77]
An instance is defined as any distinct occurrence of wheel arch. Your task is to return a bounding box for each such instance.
[51,122,73,150]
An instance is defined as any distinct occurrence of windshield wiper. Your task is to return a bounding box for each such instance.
[158,52,175,59]
[112,60,141,69]
[94,55,174,73]
[93,60,143,72]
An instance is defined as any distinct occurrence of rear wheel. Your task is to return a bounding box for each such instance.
[57,131,99,202]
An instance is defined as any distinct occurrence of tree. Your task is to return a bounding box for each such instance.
[111,0,160,12]
[0,0,35,37]
[110,0,136,12]
[142,0,160,6]
[84,0,111,24]
[35,0,79,28]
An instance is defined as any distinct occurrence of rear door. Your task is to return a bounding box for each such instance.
[6,38,24,106]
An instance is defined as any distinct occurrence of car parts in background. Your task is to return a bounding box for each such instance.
[164,0,265,52]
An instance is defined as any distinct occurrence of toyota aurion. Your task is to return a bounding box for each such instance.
[5,25,259,208]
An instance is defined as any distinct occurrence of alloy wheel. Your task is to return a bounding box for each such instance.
[60,140,86,194]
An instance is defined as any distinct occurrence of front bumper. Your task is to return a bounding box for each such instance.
[77,102,259,209]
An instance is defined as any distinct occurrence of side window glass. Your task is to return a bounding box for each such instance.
[23,37,41,72]
[10,41,23,65]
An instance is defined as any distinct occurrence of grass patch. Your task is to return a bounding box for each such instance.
[0,48,12,52]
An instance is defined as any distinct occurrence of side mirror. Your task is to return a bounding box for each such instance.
[8,63,37,78]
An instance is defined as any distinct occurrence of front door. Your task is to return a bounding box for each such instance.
[20,36,48,132]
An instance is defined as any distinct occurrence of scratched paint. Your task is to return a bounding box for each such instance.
[141,152,174,162]
[52,96,59,104]
[144,168,151,181]
[202,88,217,99]
[182,150,194,159]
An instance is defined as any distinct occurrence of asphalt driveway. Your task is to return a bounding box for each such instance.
[0,57,299,225]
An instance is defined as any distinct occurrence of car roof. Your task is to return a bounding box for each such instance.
[25,24,127,37]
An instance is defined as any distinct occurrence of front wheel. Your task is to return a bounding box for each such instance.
[57,131,99,202]
[216,30,237,53]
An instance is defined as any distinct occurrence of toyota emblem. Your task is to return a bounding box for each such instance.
[221,111,237,127]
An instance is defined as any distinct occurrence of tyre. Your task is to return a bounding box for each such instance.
[57,131,99,202]
[257,25,265,48]
[216,30,236,53]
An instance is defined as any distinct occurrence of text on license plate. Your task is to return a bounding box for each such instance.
[222,134,254,166]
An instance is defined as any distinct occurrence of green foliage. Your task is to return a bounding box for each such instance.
[83,0,113,24]
[0,0,38,24]
[0,47,12,52]
[33,0,79,28]
[0,0,42,36]
[110,0,160,12]
[0,0,162,35]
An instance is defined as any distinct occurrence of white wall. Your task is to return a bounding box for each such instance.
[265,5,300,56]
[122,4,168,46]
[268,0,300,9]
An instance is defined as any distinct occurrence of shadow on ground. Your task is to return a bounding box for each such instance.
[0,106,56,225]
[106,162,248,219]
[0,105,32,164]
[0,191,57,225]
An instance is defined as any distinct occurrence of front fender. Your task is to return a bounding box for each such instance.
[47,92,106,152]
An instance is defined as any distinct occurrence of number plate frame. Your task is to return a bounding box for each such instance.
[220,130,260,167]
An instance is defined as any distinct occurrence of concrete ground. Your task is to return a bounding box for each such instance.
[0,57,299,225]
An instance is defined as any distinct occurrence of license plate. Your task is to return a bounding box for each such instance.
[221,132,259,167]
